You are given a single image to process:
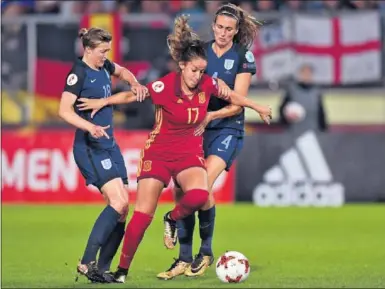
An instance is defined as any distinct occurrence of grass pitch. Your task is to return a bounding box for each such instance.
[2,204,385,288]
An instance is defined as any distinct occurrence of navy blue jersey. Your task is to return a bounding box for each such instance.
[63,58,115,149]
[204,40,256,133]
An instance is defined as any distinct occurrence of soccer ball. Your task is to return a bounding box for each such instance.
[215,251,250,283]
[284,101,306,123]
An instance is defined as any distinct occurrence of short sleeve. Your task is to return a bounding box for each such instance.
[203,74,219,98]
[146,80,166,105]
[237,49,256,75]
[63,66,86,96]
[104,59,116,75]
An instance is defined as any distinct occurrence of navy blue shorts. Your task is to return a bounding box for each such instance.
[203,130,244,171]
[73,145,128,190]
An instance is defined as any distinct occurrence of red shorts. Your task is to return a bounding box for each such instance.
[137,153,206,186]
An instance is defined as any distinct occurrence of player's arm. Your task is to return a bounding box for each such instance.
[210,73,252,121]
[59,70,93,131]
[59,70,110,138]
[77,90,150,118]
[59,92,110,139]
[113,62,140,86]
[216,89,272,124]
[59,91,95,132]
[111,61,148,101]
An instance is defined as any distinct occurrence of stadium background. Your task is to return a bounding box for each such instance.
[1,0,385,288]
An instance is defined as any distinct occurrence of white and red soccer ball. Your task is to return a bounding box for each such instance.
[215,251,250,283]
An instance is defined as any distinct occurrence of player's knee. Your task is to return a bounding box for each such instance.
[110,198,129,215]
[173,186,184,203]
[184,189,209,210]
[119,204,129,222]
[134,199,158,217]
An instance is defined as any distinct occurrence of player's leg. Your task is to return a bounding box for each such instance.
[168,132,215,272]
[157,163,209,280]
[156,185,196,281]
[186,134,242,277]
[183,155,225,277]
[75,148,128,282]
[165,165,209,245]
[175,185,196,263]
[112,177,165,283]
[71,148,113,282]
[111,157,171,283]
[170,184,196,258]
[78,178,127,276]
[98,146,129,273]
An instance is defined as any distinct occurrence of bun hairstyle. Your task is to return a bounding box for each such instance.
[167,15,207,64]
[78,27,112,49]
[78,28,89,39]
[215,3,263,48]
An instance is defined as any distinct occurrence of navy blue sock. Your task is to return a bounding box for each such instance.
[177,213,195,263]
[98,221,125,272]
[198,206,216,256]
[81,205,120,264]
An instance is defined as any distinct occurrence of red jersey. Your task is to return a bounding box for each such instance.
[143,72,219,161]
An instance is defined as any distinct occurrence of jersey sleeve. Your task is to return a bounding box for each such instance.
[63,65,86,96]
[146,80,166,105]
[204,74,220,98]
[237,49,256,75]
[104,59,116,75]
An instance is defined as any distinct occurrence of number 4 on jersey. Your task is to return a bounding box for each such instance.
[221,135,233,149]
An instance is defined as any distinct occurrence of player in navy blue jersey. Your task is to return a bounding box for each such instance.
[157,3,263,279]
[58,27,147,282]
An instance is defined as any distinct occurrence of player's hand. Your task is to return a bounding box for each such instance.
[257,105,272,125]
[88,125,110,139]
[77,98,107,118]
[194,112,214,136]
[217,78,231,101]
[131,82,148,102]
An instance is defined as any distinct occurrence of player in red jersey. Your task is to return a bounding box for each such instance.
[76,15,272,283]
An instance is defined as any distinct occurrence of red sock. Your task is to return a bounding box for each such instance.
[170,189,208,221]
[118,211,153,270]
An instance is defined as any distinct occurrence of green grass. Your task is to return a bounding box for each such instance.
[2,204,385,288]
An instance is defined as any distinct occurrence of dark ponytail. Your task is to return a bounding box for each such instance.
[214,3,263,48]
[167,15,207,64]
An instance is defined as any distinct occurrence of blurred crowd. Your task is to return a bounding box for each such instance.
[2,0,385,17]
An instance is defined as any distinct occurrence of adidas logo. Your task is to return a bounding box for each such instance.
[177,99,183,104]
[253,131,345,207]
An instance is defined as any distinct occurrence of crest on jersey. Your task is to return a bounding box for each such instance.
[101,159,112,170]
[67,74,78,86]
[245,51,255,63]
[152,81,164,93]
[224,59,234,70]
[143,160,152,172]
[198,92,206,104]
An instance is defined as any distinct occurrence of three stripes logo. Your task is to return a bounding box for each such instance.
[253,131,345,207]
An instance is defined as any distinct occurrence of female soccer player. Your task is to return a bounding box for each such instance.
[158,3,263,279]
[76,15,271,283]
[58,27,147,282]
